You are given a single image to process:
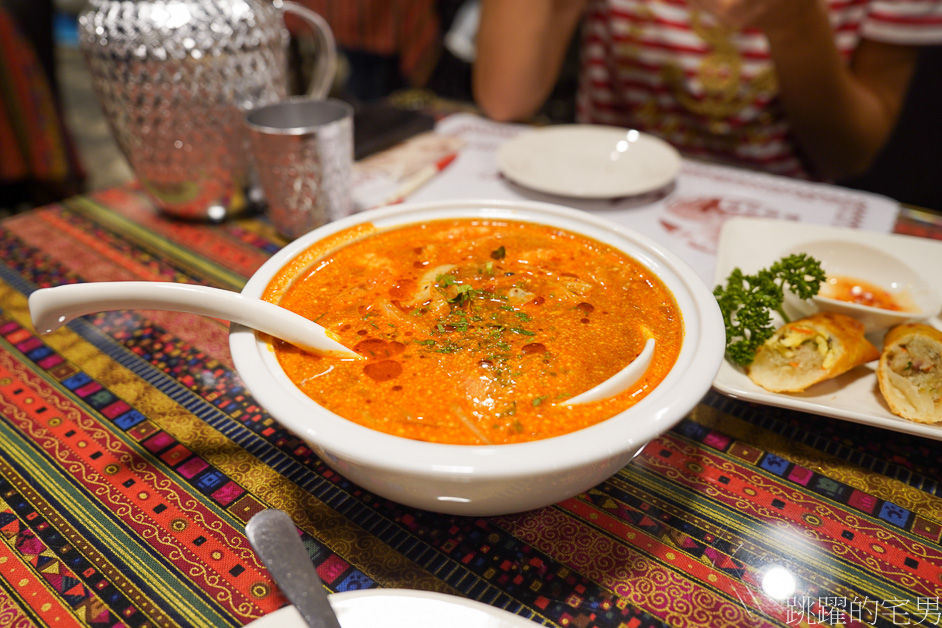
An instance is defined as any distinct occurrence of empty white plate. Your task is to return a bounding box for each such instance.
[497,124,682,198]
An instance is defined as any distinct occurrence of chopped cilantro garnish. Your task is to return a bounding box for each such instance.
[438,273,458,287]
[449,283,478,305]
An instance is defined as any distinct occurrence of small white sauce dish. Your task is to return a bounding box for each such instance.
[784,239,942,334]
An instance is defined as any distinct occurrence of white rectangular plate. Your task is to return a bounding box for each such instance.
[711,217,942,439]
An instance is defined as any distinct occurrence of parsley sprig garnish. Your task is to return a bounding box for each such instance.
[713,253,825,367]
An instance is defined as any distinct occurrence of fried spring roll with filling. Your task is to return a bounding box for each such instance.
[877,323,942,424]
[748,312,879,393]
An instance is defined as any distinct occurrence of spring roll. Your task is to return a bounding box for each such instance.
[877,323,942,424]
[748,312,879,393]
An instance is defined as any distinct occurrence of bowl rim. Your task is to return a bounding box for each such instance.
[230,198,725,479]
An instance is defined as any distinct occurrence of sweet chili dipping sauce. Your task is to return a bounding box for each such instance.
[820,275,918,312]
[264,219,683,445]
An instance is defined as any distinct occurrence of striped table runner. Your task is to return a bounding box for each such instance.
[0,185,939,627]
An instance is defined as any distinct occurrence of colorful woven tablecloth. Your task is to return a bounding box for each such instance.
[0,185,941,628]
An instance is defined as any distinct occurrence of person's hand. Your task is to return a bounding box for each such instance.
[687,0,822,35]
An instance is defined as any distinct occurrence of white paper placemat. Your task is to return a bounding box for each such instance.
[353,113,901,287]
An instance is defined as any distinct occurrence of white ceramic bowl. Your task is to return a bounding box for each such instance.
[230,199,725,516]
[782,239,941,334]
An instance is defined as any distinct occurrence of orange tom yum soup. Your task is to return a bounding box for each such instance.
[264,218,683,445]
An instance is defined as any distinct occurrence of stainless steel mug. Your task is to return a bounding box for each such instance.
[245,98,354,239]
[78,0,337,220]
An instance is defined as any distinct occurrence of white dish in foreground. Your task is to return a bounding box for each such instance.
[497,124,682,198]
[246,589,537,628]
[712,217,942,440]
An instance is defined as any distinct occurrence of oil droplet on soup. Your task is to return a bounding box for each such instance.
[266,219,684,446]
[363,360,403,382]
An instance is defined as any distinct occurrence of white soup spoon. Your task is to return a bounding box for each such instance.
[562,337,655,405]
[29,282,653,403]
[28,281,360,359]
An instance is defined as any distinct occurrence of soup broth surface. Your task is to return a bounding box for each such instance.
[265,219,683,445]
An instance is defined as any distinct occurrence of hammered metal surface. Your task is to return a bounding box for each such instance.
[78,0,290,219]
[247,105,353,239]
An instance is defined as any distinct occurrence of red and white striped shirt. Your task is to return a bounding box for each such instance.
[576,0,942,178]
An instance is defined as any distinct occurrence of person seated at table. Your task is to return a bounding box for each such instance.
[472,0,942,181]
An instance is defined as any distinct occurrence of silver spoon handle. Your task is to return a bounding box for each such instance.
[246,509,343,628]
